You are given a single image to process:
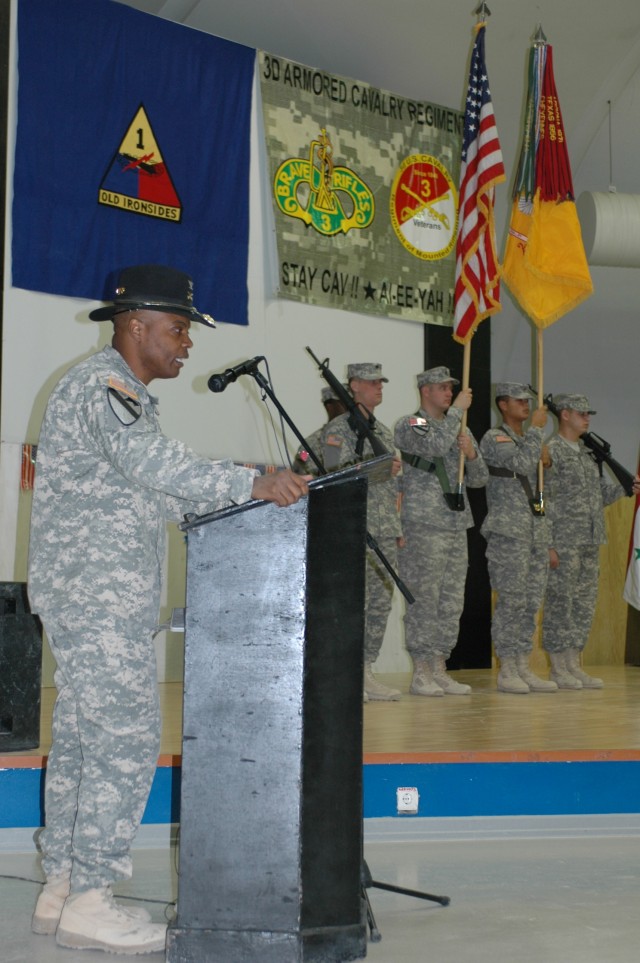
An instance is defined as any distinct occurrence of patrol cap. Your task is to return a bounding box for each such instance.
[347,363,388,382]
[553,393,597,414]
[495,382,535,400]
[88,264,216,328]
[417,366,460,388]
[321,386,341,403]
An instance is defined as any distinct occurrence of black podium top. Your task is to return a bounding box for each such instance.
[179,453,393,532]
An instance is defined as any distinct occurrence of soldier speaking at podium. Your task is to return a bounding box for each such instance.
[27,265,308,956]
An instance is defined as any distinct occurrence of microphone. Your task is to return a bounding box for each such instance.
[207,356,265,393]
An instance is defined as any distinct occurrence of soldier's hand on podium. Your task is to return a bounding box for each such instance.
[252,470,311,506]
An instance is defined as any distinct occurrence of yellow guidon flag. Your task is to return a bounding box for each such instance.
[502,42,593,328]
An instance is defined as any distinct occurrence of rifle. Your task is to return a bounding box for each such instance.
[306,346,415,605]
[543,392,636,496]
[305,346,389,459]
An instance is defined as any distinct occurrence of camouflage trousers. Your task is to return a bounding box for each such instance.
[484,533,549,659]
[398,527,468,660]
[543,545,600,653]
[365,537,397,664]
[39,603,161,893]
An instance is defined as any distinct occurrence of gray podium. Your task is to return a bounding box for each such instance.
[166,458,392,963]
[0,582,42,751]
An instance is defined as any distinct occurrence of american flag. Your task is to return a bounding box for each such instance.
[453,23,505,344]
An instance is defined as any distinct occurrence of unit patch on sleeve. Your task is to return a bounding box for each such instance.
[107,378,142,426]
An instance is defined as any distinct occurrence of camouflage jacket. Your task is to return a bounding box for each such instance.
[545,435,624,547]
[394,406,488,532]
[28,345,257,622]
[318,412,402,540]
[292,424,325,476]
[479,422,550,545]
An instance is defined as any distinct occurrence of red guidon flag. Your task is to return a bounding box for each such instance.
[453,22,506,344]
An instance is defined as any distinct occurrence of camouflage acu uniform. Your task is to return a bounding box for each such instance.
[543,434,624,654]
[28,345,257,893]
[293,425,326,476]
[319,413,402,663]
[479,422,550,659]
[394,405,488,660]
[292,386,345,475]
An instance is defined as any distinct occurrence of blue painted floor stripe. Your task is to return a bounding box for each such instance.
[2,759,639,828]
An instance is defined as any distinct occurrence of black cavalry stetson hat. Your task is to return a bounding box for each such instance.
[88,264,216,328]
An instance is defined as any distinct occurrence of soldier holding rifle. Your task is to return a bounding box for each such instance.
[543,394,640,688]
[318,363,404,702]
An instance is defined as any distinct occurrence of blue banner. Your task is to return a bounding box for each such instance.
[13,0,254,325]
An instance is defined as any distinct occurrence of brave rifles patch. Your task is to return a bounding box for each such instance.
[98,103,182,223]
[273,129,374,237]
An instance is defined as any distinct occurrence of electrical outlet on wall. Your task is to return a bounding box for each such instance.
[396,786,419,814]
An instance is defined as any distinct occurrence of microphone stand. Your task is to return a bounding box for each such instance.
[248,367,414,605]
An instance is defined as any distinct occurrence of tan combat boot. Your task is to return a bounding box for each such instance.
[497,657,530,694]
[56,887,166,955]
[409,660,444,696]
[363,663,401,701]
[549,651,582,689]
[430,655,471,695]
[565,648,603,688]
[515,653,558,692]
[32,877,151,936]
[32,877,71,935]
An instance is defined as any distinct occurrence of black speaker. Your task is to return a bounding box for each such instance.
[0,583,43,751]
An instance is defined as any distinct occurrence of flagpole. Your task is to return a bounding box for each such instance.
[536,325,545,509]
[456,338,472,493]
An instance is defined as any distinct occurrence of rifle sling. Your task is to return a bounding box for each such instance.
[488,465,541,517]
[401,451,454,498]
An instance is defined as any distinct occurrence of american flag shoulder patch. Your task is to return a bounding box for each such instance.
[409,416,428,427]
[495,435,514,443]
[325,434,343,447]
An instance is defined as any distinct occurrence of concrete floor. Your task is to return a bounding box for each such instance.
[1,822,639,962]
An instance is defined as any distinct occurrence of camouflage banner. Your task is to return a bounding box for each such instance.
[259,51,463,325]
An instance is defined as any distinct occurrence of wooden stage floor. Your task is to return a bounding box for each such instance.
[21,664,640,763]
